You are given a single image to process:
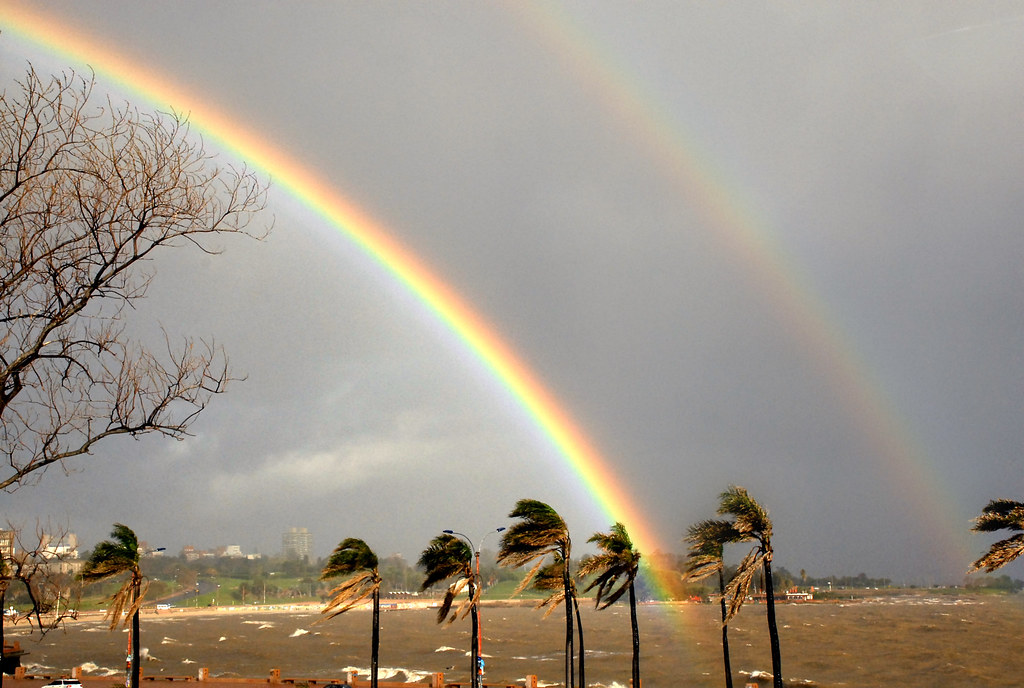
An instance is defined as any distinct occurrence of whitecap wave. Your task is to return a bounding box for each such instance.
[739,669,774,680]
[289,628,309,637]
[24,662,55,673]
[78,662,119,677]
[434,646,461,653]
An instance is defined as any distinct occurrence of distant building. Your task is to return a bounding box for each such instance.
[282,527,313,561]
[38,532,83,575]
[41,532,78,559]
[0,530,14,559]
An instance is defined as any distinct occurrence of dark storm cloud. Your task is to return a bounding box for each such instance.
[2,2,1023,582]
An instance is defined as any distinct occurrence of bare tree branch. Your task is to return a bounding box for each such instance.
[0,65,269,491]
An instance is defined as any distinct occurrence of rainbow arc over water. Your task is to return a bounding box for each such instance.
[0,4,671,589]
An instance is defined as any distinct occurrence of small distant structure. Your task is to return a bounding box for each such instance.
[0,530,15,559]
[785,588,813,602]
[282,527,313,561]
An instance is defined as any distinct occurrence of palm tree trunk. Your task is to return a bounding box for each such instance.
[717,570,732,688]
[131,608,141,688]
[371,587,380,688]
[761,555,782,688]
[563,565,574,688]
[573,594,585,688]
[470,579,479,688]
[628,583,640,688]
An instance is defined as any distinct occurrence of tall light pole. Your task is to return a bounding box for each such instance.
[444,527,505,688]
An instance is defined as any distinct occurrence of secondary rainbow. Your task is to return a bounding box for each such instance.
[513,2,973,572]
[0,4,673,587]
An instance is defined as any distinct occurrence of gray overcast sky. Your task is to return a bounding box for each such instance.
[2,1,1023,584]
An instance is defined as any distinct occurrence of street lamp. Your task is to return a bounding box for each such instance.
[443,527,505,688]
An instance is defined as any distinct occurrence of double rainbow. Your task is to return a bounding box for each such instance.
[1,2,970,583]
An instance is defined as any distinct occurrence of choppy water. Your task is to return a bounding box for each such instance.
[8,594,1024,688]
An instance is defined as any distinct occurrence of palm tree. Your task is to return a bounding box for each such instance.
[498,499,576,688]
[578,523,641,688]
[717,486,782,688]
[684,519,740,688]
[320,538,382,688]
[417,533,480,688]
[970,499,1024,572]
[532,556,586,688]
[79,524,148,688]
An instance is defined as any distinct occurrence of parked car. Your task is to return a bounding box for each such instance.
[43,679,82,688]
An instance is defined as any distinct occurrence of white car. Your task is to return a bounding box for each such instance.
[42,680,82,688]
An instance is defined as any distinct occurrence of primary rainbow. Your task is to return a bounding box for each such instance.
[0,4,675,588]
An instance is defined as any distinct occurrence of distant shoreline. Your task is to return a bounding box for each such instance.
[67,597,551,624]
[65,589,975,625]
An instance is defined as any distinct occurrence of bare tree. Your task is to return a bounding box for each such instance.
[0,65,268,491]
[0,522,79,686]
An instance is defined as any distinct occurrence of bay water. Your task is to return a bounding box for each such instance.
[9,594,1024,688]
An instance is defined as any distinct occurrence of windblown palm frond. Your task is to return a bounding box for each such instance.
[321,570,380,618]
[418,533,475,624]
[322,538,379,578]
[497,499,570,571]
[320,538,381,621]
[578,522,640,609]
[970,499,1024,572]
[972,499,1024,531]
[722,545,767,622]
[683,519,739,582]
[533,557,573,618]
[79,523,143,631]
[718,486,772,543]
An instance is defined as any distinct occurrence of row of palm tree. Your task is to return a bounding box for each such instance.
[318,498,642,688]
[76,493,1024,688]
[81,489,785,688]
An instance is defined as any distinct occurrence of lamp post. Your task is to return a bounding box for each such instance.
[444,527,505,688]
